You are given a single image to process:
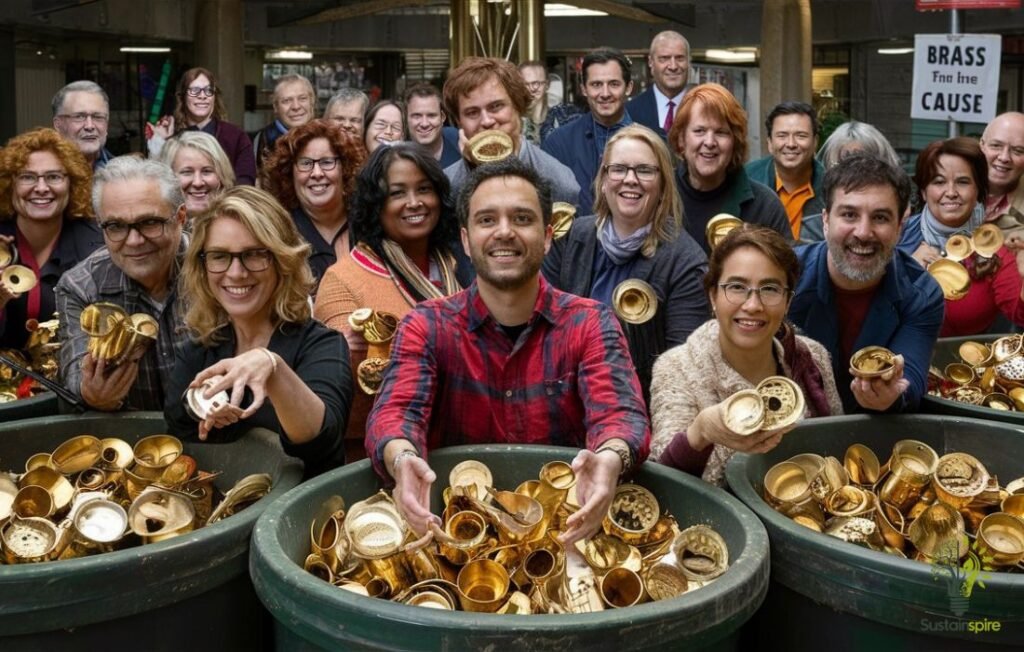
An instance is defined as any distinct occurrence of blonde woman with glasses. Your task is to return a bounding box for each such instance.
[542,124,708,400]
[164,185,351,477]
[0,127,102,350]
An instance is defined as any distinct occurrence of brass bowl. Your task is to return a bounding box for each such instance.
[943,362,975,386]
[850,346,896,379]
[25,452,53,472]
[973,223,1004,257]
[958,340,993,367]
[722,389,764,436]
[611,279,658,325]
[345,493,407,560]
[132,434,183,472]
[19,466,74,514]
[604,484,660,544]
[673,524,729,582]
[991,335,1023,363]
[757,376,805,430]
[128,488,196,544]
[763,461,812,505]
[12,484,54,518]
[928,258,970,301]
[932,453,990,509]
[977,513,1024,567]
[466,129,514,164]
[944,234,975,262]
[73,497,128,545]
[2,515,65,563]
[51,435,102,475]
[705,213,742,250]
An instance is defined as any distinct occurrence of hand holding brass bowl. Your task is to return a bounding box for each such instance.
[722,376,805,436]
[850,346,896,379]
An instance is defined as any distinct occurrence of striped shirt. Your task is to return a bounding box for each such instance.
[56,241,187,411]
[366,277,651,479]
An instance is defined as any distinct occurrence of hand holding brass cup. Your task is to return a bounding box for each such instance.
[850,346,897,379]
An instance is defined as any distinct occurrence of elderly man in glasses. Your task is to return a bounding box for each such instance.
[52,80,113,171]
[56,156,189,411]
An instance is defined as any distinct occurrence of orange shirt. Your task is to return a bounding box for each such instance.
[776,173,814,239]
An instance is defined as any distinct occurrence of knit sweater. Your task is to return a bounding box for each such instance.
[649,319,843,487]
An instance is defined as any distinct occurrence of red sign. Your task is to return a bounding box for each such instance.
[917,0,1020,9]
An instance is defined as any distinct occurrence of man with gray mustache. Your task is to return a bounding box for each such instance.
[788,154,944,414]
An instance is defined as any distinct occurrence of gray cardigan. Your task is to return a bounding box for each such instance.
[542,214,710,399]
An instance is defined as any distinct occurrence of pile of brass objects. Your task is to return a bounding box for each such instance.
[0,315,61,403]
[927,224,1004,301]
[349,309,400,395]
[0,433,272,564]
[722,376,805,435]
[80,303,158,367]
[304,460,730,613]
[927,336,1024,410]
[763,440,1024,569]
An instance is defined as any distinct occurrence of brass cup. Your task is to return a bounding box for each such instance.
[977,513,1024,567]
[880,440,938,511]
[439,510,489,565]
[71,497,128,550]
[457,559,510,613]
[908,502,968,562]
[673,525,729,582]
[132,434,183,474]
[128,488,196,544]
[643,551,690,601]
[25,452,53,472]
[764,461,812,506]
[51,435,102,475]
[312,513,349,574]
[932,453,990,509]
[522,538,564,585]
[844,444,881,486]
[535,461,575,534]
[611,279,659,325]
[599,567,647,608]
[20,466,74,514]
[850,346,896,379]
[722,389,765,436]
[944,363,976,386]
[13,484,54,518]
[603,484,660,544]
[1002,494,1024,518]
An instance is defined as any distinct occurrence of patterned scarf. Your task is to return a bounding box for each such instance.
[597,218,651,265]
[380,239,462,302]
[919,202,985,251]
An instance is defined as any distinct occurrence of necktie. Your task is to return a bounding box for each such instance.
[663,100,675,133]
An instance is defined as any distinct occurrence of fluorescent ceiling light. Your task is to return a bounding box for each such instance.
[120,47,171,53]
[705,49,756,63]
[267,50,314,61]
[544,4,607,16]
[878,47,914,55]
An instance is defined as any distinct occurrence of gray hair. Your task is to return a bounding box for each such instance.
[161,131,236,188]
[325,88,369,117]
[819,121,902,169]
[92,155,185,217]
[52,81,109,117]
[273,74,315,104]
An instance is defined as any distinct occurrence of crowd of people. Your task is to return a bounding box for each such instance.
[2,29,1023,542]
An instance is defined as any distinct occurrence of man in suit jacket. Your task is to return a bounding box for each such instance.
[627,31,689,140]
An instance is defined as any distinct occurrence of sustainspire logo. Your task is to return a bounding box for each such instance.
[921,537,1002,635]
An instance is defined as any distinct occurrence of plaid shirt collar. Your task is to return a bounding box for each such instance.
[466,275,559,332]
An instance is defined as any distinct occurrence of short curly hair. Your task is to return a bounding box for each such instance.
[0,127,93,220]
[259,119,366,213]
[669,83,748,175]
[181,185,314,346]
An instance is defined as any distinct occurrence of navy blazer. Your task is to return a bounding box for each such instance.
[788,242,944,413]
[542,116,601,214]
[627,87,665,140]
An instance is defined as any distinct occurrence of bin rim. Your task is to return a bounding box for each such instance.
[0,413,304,581]
[252,443,770,632]
[725,413,1024,591]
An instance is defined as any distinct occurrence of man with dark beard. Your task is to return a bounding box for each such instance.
[788,154,943,413]
[365,158,650,545]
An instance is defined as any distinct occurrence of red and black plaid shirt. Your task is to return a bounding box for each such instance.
[366,277,651,479]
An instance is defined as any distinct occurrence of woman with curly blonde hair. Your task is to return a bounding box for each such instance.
[260,119,366,293]
[0,127,102,349]
[164,185,351,477]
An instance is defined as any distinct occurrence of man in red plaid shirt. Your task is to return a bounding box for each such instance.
[366,158,650,544]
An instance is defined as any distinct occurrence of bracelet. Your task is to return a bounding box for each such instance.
[596,443,633,479]
[391,449,419,478]
[259,347,278,375]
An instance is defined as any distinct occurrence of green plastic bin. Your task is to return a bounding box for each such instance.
[0,412,303,651]
[923,334,1024,426]
[251,444,770,651]
[726,414,1024,650]
[0,392,59,422]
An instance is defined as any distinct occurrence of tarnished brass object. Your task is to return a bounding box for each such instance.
[356,357,390,395]
[850,346,896,379]
[184,379,230,421]
[932,453,990,509]
[1,515,68,563]
[551,202,576,240]
[302,459,731,613]
[466,129,514,164]
[722,376,805,436]
[51,435,103,475]
[350,309,400,395]
[2,264,38,293]
[81,303,159,367]
[129,488,196,543]
[705,214,742,250]
[612,279,658,325]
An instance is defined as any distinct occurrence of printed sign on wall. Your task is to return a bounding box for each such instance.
[911,33,1002,123]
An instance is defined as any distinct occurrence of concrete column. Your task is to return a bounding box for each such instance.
[759,0,812,155]
[516,0,544,63]
[195,0,245,125]
[450,0,475,68]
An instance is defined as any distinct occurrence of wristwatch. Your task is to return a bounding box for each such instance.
[596,442,633,480]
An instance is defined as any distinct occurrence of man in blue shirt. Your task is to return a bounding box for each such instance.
[789,154,944,413]
[543,48,634,213]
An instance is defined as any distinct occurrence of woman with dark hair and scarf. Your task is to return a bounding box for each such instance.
[314,142,473,460]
